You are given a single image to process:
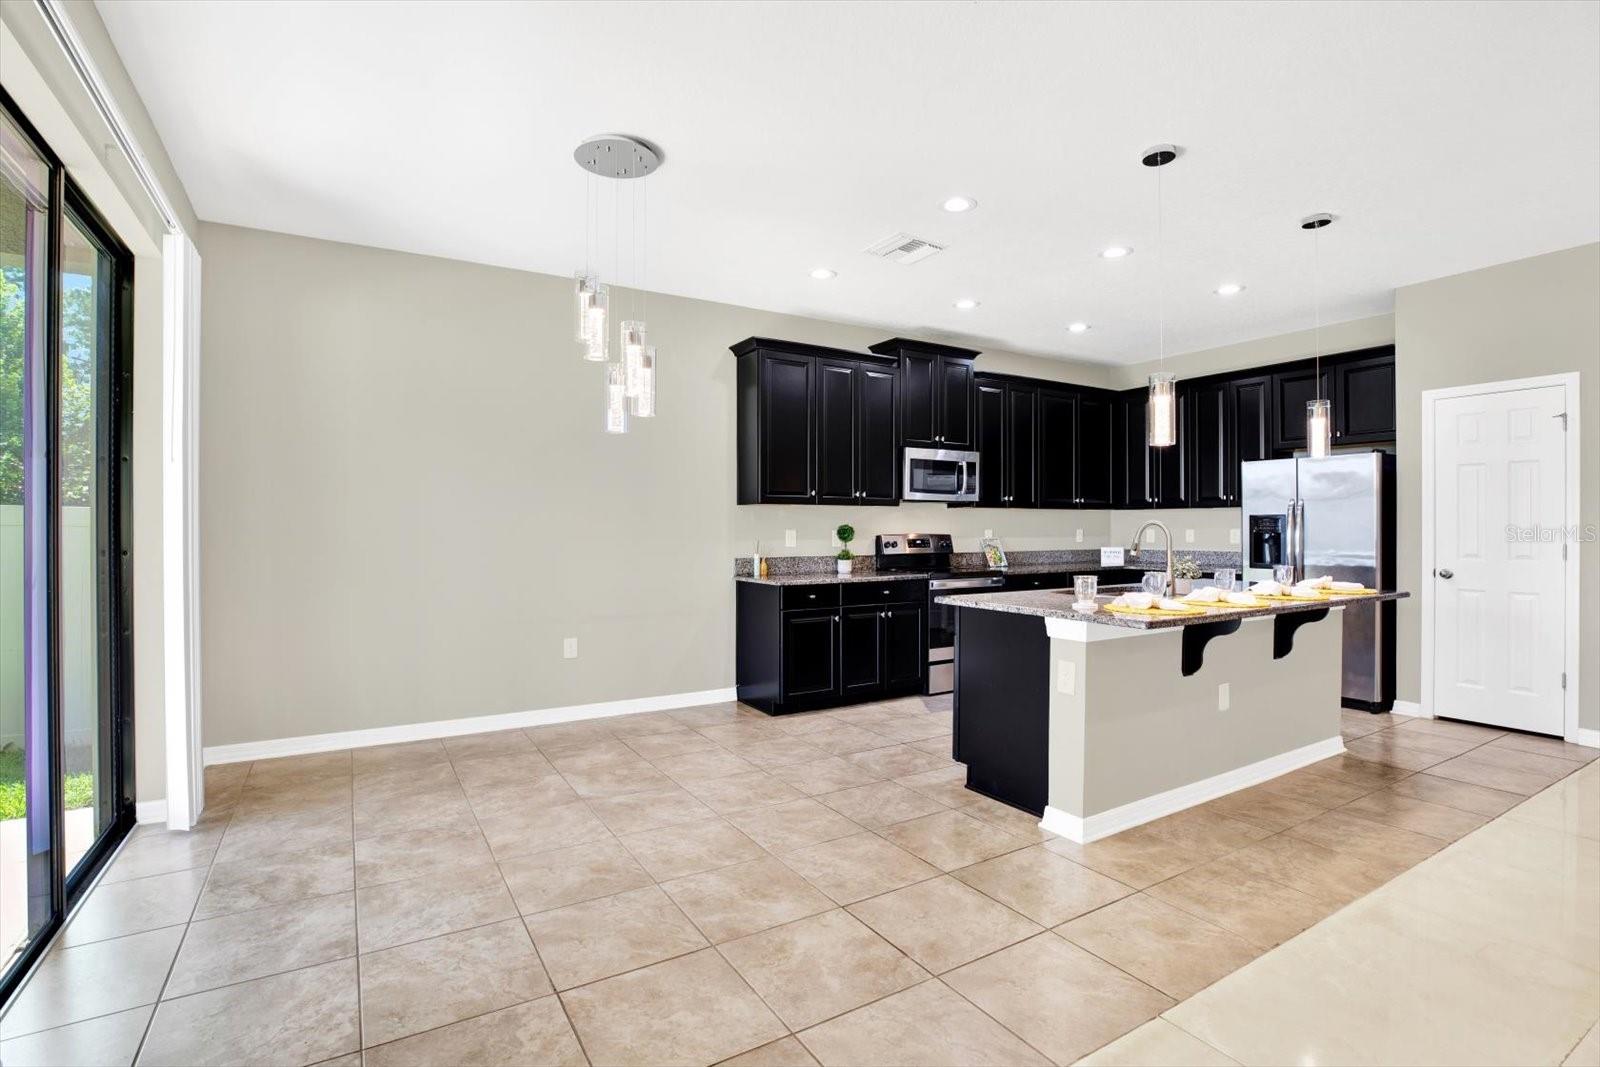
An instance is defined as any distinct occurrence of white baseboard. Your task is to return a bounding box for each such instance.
[1574,728,1600,750]
[201,687,740,766]
[1039,734,1347,844]
[1390,700,1429,718]
[136,800,168,823]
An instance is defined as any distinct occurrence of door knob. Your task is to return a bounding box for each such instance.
[1437,568,1454,580]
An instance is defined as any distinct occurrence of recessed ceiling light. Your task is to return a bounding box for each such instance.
[1067,322,1090,334]
[954,298,979,310]
[1100,246,1132,259]
[1215,283,1245,296]
[942,196,977,213]
[809,267,836,280]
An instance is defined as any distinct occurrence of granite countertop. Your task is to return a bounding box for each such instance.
[934,589,1410,629]
[734,559,1208,587]
[735,571,933,586]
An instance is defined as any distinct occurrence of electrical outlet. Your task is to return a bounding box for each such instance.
[784,529,796,548]
[1217,682,1231,711]
[830,528,841,547]
[1075,529,1083,543]
[1229,528,1241,545]
[1184,529,1195,544]
[1057,661,1077,696]
[563,638,578,660]
[984,529,992,539]
[1144,528,1156,544]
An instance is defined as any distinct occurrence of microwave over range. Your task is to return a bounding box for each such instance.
[901,447,980,503]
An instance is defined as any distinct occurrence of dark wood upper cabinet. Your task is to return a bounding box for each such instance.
[869,338,978,449]
[1271,365,1335,453]
[1114,389,1153,508]
[1074,390,1115,507]
[755,351,815,503]
[974,381,1006,509]
[1187,379,1232,508]
[733,338,895,506]
[1004,383,1038,508]
[1036,388,1078,507]
[1335,353,1396,443]
[856,363,899,503]
[736,335,1390,512]
[815,359,858,506]
[938,358,975,448]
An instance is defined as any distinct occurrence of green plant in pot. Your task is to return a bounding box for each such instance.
[1172,555,1202,595]
[835,524,856,575]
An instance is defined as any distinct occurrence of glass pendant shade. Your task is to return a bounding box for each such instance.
[1306,398,1332,458]
[604,362,629,434]
[573,273,595,342]
[576,277,609,362]
[621,320,648,396]
[630,346,656,417]
[1147,374,1177,447]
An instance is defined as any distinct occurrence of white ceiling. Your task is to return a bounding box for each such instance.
[98,1,1600,364]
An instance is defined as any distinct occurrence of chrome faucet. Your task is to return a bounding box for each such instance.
[1129,521,1174,597]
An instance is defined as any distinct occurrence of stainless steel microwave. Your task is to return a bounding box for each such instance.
[902,447,980,503]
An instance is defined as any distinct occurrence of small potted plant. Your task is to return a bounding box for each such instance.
[1172,556,1202,595]
[835,524,856,575]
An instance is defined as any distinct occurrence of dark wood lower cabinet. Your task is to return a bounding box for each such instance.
[737,581,928,714]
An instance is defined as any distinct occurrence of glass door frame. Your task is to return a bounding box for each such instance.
[0,85,137,1008]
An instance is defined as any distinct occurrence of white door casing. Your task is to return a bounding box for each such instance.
[1429,383,1569,735]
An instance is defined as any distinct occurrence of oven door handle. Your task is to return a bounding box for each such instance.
[929,577,1006,591]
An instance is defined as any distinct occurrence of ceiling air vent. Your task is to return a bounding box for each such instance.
[862,232,945,265]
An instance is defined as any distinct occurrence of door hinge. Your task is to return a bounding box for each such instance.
[1561,672,1567,690]
[1554,412,1568,429]
[1563,543,1569,561]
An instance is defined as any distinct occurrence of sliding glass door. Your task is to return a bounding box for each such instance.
[0,89,134,1004]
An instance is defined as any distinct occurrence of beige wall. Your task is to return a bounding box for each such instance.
[1394,243,1598,729]
[197,224,1123,747]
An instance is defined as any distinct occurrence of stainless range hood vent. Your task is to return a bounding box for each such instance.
[862,232,945,264]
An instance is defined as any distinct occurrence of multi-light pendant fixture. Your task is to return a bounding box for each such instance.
[1301,212,1335,458]
[574,134,662,433]
[1142,144,1180,448]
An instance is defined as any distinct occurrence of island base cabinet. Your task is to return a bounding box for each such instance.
[952,607,1050,815]
[737,582,928,714]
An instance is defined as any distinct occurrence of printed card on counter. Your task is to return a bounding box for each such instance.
[1100,546,1125,566]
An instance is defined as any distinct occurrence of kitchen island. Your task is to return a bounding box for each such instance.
[936,588,1409,843]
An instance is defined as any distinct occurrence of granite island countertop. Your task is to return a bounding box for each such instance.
[935,588,1410,629]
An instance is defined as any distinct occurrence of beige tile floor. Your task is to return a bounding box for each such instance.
[0,699,1593,1066]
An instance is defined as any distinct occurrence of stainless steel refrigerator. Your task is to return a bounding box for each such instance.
[1240,452,1397,711]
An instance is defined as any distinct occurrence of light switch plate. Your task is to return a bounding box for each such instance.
[1184,529,1195,544]
[784,529,796,548]
[1217,682,1231,711]
[563,638,578,660]
[830,528,840,547]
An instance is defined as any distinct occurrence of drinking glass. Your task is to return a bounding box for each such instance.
[1141,571,1167,597]
[1214,568,1236,592]
[1074,575,1098,604]
[1273,565,1294,586]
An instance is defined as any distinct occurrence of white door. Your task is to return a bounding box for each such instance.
[1432,386,1567,734]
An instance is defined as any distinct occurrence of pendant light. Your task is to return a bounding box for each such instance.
[1301,213,1335,458]
[1143,144,1180,448]
[573,134,663,431]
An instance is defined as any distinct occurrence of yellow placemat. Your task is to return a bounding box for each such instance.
[1315,587,1379,596]
[1253,592,1327,602]
[1104,602,1208,618]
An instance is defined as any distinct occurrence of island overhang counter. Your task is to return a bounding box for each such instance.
[936,589,1410,843]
